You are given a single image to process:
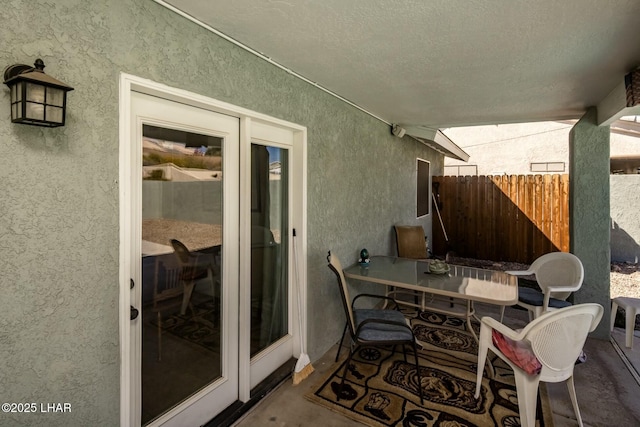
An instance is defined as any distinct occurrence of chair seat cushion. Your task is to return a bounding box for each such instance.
[518,286,573,308]
[492,329,542,376]
[354,309,414,342]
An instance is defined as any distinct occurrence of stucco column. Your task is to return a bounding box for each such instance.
[569,107,610,339]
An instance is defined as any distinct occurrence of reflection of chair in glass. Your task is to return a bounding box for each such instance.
[327,251,423,404]
[151,239,216,360]
[500,252,584,322]
[151,255,196,361]
[170,239,217,316]
[475,303,603,427]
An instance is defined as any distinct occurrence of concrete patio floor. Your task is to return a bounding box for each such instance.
[233,303,640,427]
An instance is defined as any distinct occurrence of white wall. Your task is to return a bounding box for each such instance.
[443,120,640,176]
[443,121,571,175]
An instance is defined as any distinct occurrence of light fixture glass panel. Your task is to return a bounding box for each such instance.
[26,82,45,103]
[16,82,23,101]
[46,87,64,106]
[11,103,17,120]
[26,102,44,120]
[46,106,63,123]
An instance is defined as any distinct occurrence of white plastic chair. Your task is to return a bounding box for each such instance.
[610,297,640,348]
[500,252,584,322]
[475,303,603,427]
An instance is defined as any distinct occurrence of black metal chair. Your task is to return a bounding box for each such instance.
[327,251,423,404]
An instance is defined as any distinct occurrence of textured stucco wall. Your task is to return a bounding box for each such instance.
[610,175,640,263]
[569,108,611,339]
[0,1,440,425]
[307,126,438,360]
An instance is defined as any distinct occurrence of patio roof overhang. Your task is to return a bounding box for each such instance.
[401,125,470,161]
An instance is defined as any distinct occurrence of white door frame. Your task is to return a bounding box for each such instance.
[243,122,297,389]
[118,73,308,426]
[130,92,241,427]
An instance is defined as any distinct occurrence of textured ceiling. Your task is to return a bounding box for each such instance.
[161,0,640,129]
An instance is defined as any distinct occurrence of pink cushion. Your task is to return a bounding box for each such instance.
[492,329,542,375]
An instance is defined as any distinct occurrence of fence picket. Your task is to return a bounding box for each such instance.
[432,174,570,264]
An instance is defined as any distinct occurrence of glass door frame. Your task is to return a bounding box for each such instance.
[118,74,308,425]
[241,120,300,390]
[131,92,240,427]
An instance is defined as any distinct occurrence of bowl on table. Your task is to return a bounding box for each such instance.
[428,260,450,274]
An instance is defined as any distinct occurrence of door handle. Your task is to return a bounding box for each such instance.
[130,305,139,320]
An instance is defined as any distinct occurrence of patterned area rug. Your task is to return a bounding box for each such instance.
[151,299,220,354]
[306,310,553,426]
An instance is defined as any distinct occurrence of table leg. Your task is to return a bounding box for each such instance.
[466,300,478,342]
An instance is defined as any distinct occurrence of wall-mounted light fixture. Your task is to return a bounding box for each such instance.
[391,124,406,138]
[3,58,74,127]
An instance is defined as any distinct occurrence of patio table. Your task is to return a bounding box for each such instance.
[343,256,518,340]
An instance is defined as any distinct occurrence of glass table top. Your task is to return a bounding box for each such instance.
[343,256,518,305]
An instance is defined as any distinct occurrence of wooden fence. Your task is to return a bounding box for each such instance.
[431,175,569,264]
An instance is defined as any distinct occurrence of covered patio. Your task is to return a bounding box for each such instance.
[162,0,640,343]
[197,1,640,424]
[2,1,640,426]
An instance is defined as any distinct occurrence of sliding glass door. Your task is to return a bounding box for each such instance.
[250,144,289,357]
[122,81,305,427]
[130,92,239,426]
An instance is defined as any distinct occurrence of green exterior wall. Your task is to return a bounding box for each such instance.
[569,107,611,339]
[0,1,441,425]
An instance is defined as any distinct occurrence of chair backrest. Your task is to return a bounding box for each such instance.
[395,225,428,259]
[522,303,603,378]
[327,251,356,335]
[153,256,185,306]
[170,239,209,281]
[170,239,193,264]
[529,252,584,301]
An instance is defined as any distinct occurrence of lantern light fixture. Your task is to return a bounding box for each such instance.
[3,58,74,127]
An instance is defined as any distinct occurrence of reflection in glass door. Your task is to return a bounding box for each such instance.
[140,124,224,425]
[250,144,288,357]
[127,88,303,426]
